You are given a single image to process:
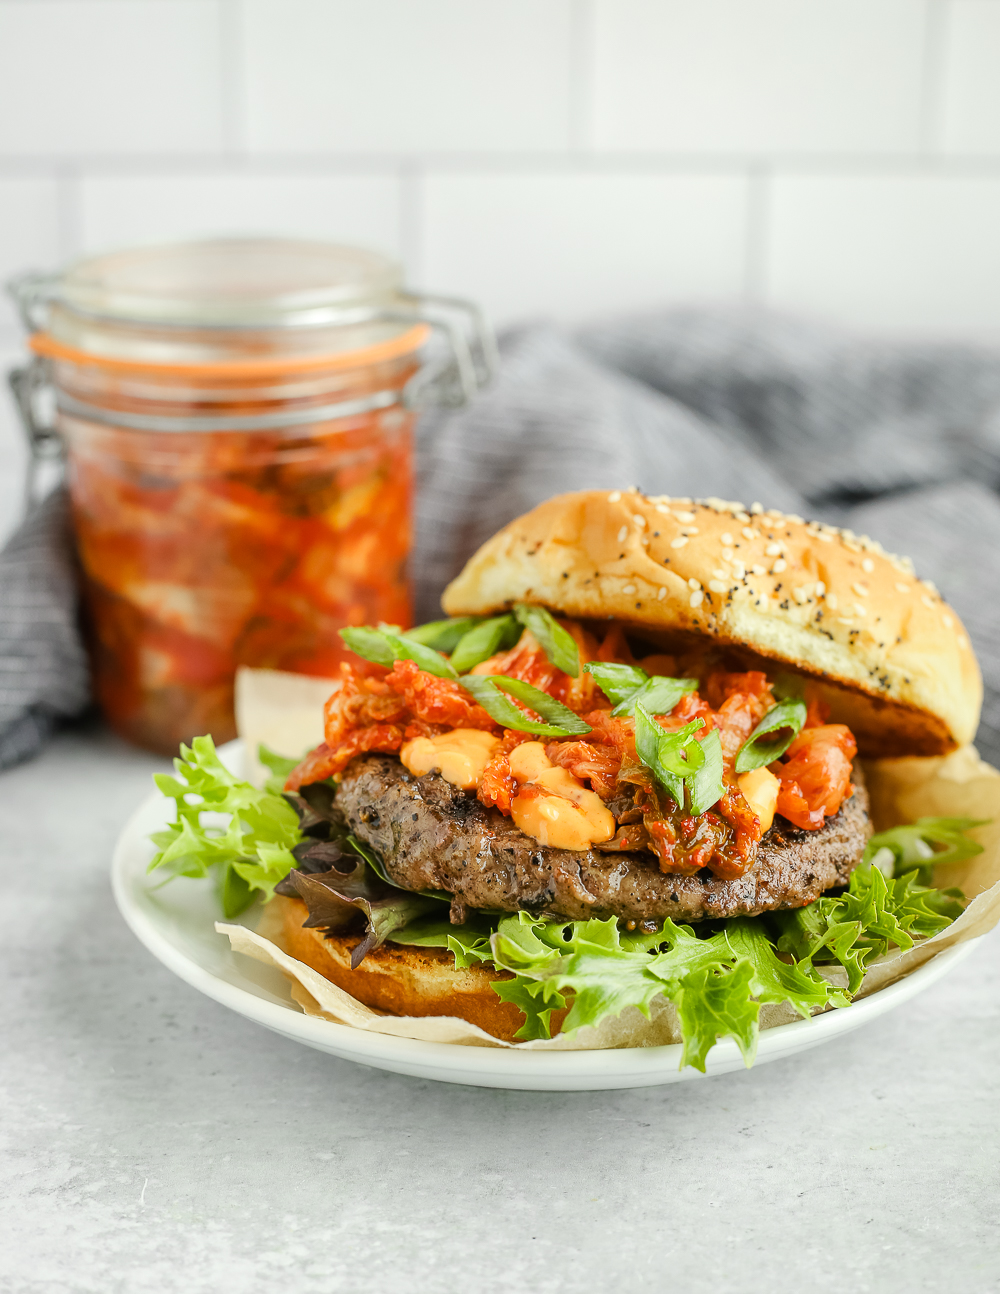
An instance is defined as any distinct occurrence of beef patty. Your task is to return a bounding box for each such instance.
[333,754,871,924]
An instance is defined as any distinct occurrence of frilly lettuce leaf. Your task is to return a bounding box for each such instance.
[149,736,302,917]
[485,912,842,1066]
[258,743,300,796]
[774,862,965,994]
[861,815,987,884]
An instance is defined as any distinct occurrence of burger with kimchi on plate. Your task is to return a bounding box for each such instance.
[151,490,984,1069]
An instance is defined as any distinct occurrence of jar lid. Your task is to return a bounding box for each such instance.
[11,237,429,367]
[52,238,404,328]
[9,237,496,403]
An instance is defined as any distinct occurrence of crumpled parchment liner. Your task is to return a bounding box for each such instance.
[221,668,1000,1051]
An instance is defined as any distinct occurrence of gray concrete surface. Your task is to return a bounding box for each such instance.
[2,722,998,1294]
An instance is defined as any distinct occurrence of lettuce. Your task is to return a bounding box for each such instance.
[149,747,973,1071]
[390,838,969,1069]
[149,736,302,917]
[484,912,843,1069]
[773,864,964,993]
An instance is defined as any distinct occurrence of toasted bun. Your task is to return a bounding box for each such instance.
[442,490,982,758]
[277,896,535,1042]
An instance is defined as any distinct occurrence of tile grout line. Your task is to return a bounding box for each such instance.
[3,153,1000,178]
[218,0,246,159]
[569,0,595,155]
[919,0,950,155]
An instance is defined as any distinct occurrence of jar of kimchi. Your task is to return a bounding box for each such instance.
[8,238,493,754]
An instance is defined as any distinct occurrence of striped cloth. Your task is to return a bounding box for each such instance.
[3,308,1000,768]
[0,489,89,770]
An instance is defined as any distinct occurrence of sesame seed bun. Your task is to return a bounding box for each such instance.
[277,895,537,1042]
[441,489,982,758]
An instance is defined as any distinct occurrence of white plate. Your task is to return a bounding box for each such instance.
[112,739,978,1090]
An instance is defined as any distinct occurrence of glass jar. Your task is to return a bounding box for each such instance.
[8,238,493,754]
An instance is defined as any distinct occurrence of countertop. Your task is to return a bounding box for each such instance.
[3,721,999,1294]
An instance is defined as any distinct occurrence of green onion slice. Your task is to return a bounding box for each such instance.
[734,698,807,774]
[449,614,521,673]
[339,626,458,680]
[686,728,725,816]
[513,603,580,677]
[405,617,484,653]
[584,661,697,717]
[460,674,592,737]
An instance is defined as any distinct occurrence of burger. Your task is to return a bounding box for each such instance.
[152,490,983,1068]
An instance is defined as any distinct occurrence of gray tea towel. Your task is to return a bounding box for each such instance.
[3,307,1000,769]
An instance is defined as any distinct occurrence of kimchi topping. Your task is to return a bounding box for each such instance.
[286,615,859,880]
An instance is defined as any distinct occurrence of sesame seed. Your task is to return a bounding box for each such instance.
[943,614,953,628]
[852,583,869,597]
[751,502,763,514]
[709,580,727,594]
[675,510,696,523]
[922,579,938,594]
[655,504,671,515]
[617,525,629,543]
[741,527,755,540]
[633,514,647,529]
[689,590,704,608]
[713,568,727,579]
[853,603,867,617]
[895,582,909,593]
[958,633,969,649]
[817,532,833,543]
[656,586,667,600]
[722,548,734,562]
[862,558,875,573]
[772,558,787,573]
[921,595,935,608]
[826,593,839,610]
[732,561,747,579]
[608,491,622,503]
[765,542,782,557]
[816,581,826,596]
[751,564,766,576]
[836,617,855,626]
[736,512,751,523]
[688,577,702,590]
[622,583,637,594]
[793,587,809,605]
[670,537,688,549]
[786,514,804,524]
[721,532,734,546]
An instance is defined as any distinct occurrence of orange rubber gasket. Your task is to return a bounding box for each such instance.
[29,323,430,379]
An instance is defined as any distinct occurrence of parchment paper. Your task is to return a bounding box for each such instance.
[221,667,1000,1051]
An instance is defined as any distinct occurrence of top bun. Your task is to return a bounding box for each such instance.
[442,490,982,758]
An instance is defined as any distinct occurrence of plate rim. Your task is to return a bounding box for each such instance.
[111,739,981,1084]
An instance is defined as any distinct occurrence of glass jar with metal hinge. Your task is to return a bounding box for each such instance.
[8,238,494,754]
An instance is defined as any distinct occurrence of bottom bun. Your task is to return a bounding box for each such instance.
[277,895,535,1043]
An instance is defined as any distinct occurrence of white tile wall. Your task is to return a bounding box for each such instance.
[0,0,999,444]
[765,173,1000,336]
[0,1,225,156]
[79,171,404,257]
[420,170,748,325]
[937,0,1000,155]
[242,0,575,153]
[591,0,928,155]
